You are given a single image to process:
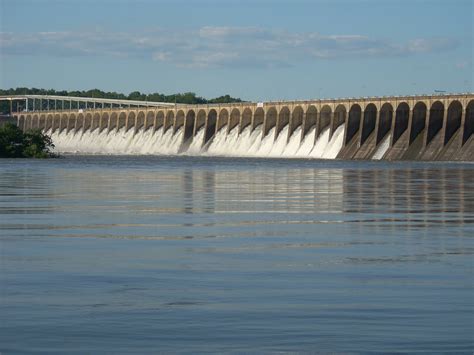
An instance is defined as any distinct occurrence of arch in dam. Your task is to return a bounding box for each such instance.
[31,115,36,130]
[45,114,53,131]
[410,102,427,144]
[345,104,361,144]
[319,105,332,138]
[22,115,28,130]
[445,101,462,145]
[361,103,377,145]
[100,112,109,132]
[174,110,185,134]
[252,108,264,132]
[135,111,145,132]
[109,112,118,132]
[23,115,30,130]
[67,114,76,133]
[126,112,136,132]
[84,113,92,132]
[154,111,165,131]
[32,115,37,130]
[33,115,38,130]
[264,107,277,137]
[24,115,30,130]
[242,108,253,133]
[30,115,36,130]
[118,112,127,131]
[42,114,48,131]
[23,115,29,130]
[184,110,195,141]
[195,109,207,135]
[35,114,41,129]
[464,100,474,145]
[377,103,393,145]
[332,104,347,139]
[165,111,174,133]
[34,115,39,130]
[205,109,217,144]
[145,111,155,131]
[75,113,84,133]
[303,105,317,140]
[276,106,290,140]
[60,113,69,133]
[393,102,409,146]
[229,108,240,133]
[217,109,229,132]
[35,115,41,130]
[42,114,49,131]
[53,114,61,132]
[427,101,444,145]
[290,106,304,140]
[92,113,100,132]
[18,116,25,130]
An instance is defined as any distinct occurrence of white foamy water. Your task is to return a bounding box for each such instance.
[50,123,346,159]
[372,133,392,160]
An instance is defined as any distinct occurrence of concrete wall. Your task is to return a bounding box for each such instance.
[14,94,474,161]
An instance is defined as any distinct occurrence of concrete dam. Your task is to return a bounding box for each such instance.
[7,93,474,160]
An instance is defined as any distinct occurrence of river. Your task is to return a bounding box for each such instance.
[1,156,473,352]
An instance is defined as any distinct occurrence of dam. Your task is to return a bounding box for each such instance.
[4,93,474,160]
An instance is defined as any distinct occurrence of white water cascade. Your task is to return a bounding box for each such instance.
[50,124,346,159]
[372,133,392,160]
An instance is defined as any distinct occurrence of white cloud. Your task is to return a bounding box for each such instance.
[0,27,459,68]
[406,38,456,53]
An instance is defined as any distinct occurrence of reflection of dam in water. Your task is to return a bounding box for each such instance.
[341,168,473,230]
[179,166,473,241]
[10,93,474,160]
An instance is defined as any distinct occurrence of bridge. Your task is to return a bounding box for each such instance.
[3,93,474,160]
[0,94,177,112]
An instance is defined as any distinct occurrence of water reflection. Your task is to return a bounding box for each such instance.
[341,167,473,230]
[0,158,473,240]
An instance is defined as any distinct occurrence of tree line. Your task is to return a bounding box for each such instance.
[0,88,244,113]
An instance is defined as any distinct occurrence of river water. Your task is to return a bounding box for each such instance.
[1,156,473,353]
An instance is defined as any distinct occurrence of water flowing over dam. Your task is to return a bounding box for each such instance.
[8,93,474,160]
[47,124,346,159]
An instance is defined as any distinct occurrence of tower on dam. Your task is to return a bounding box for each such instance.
[3,93,473,160]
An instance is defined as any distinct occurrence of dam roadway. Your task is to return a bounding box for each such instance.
[5,93,474,160]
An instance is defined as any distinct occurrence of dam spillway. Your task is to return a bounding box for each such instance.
[10,93,474,160]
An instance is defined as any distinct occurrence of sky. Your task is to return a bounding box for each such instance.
[0,0,472,101]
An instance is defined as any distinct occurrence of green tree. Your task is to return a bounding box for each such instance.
[0,123,55,158]
[0,123,24,157]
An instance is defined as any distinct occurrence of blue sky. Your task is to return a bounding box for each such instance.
[0,0,472,101]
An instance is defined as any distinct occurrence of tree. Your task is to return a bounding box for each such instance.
[0,123,55,158]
